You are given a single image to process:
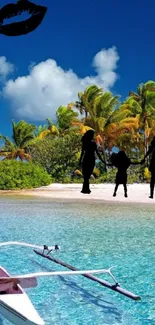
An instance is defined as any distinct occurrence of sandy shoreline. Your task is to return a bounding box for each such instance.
[0,183,155,205]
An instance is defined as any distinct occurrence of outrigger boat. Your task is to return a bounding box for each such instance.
[0,242,141,325]
[0,242,60,325]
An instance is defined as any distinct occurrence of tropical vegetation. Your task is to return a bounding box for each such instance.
[1,81,155,189]
[0,160,52,190]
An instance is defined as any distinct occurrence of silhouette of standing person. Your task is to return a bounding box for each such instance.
[79,130,105,194]
[108,151,140,197]
[141,136,155,198]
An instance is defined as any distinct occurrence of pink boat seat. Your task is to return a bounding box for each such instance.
[0,281,15,292]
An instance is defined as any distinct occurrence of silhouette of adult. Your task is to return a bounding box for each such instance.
[79,130,105,194]
[141,136,155,198]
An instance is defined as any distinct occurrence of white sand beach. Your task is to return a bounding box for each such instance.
[3,183,155,204]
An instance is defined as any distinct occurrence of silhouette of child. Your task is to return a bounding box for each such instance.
[107,151,140,197]
[141,136,155,198]
[79,130,105,194]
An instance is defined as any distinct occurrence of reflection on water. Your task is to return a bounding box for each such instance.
[32,260,122,323]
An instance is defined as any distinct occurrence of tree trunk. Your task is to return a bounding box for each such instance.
[101,140,107,172]
[144,132,147,155]
[108,147,111,160]
[143,97,147,156]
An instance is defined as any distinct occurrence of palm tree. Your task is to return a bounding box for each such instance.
[72,90,138,159]
[38,106,79,139]
[38,118,59,139]
[123,80,155,154]
[78,92,119,154]
[69,85,103,118]
[96,95,139,157]
[115,128,142,159]
[71,122,94,135]
[56,105,79,131]
[0,120,36,160]
[35,124,47,137]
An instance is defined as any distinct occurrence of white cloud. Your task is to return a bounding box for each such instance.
[93,47,119,73]
[0,56,14,80]
[3,46,119,121]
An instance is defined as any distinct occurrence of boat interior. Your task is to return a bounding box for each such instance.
[0,268,22,295]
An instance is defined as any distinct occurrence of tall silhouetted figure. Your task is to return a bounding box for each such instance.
[141,136,155,198]
[108,151,140,197]
[79,130,105,194]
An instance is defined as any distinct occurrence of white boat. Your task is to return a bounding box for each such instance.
[0,266,44,325]
[0,241,60,325]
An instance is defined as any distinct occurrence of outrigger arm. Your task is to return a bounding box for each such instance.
[0,241,141,301]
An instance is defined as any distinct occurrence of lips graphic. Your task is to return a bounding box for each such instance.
[0,0,47,36]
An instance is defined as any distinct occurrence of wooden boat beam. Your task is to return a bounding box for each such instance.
[34,249,141,301]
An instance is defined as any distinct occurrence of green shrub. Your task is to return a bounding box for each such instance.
[98,168,116,183]
[62,176,72,183]
[126,164,145,183]
[0,160,52,190]
[29,132,81,181]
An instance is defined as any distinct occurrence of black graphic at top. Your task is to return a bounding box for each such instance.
[0,0,47,36]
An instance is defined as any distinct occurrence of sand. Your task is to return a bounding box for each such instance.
[1,183,155,205]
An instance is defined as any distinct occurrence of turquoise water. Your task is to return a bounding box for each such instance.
[0,197,154,325]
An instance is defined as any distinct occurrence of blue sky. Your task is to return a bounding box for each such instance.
[1,0,155,138]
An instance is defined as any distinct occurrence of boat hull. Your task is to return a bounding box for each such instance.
[0,267,44,325]
[0,298,44,325]
[0,293,44,325]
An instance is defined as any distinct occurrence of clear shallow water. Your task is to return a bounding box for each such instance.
[0,196,154,325]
